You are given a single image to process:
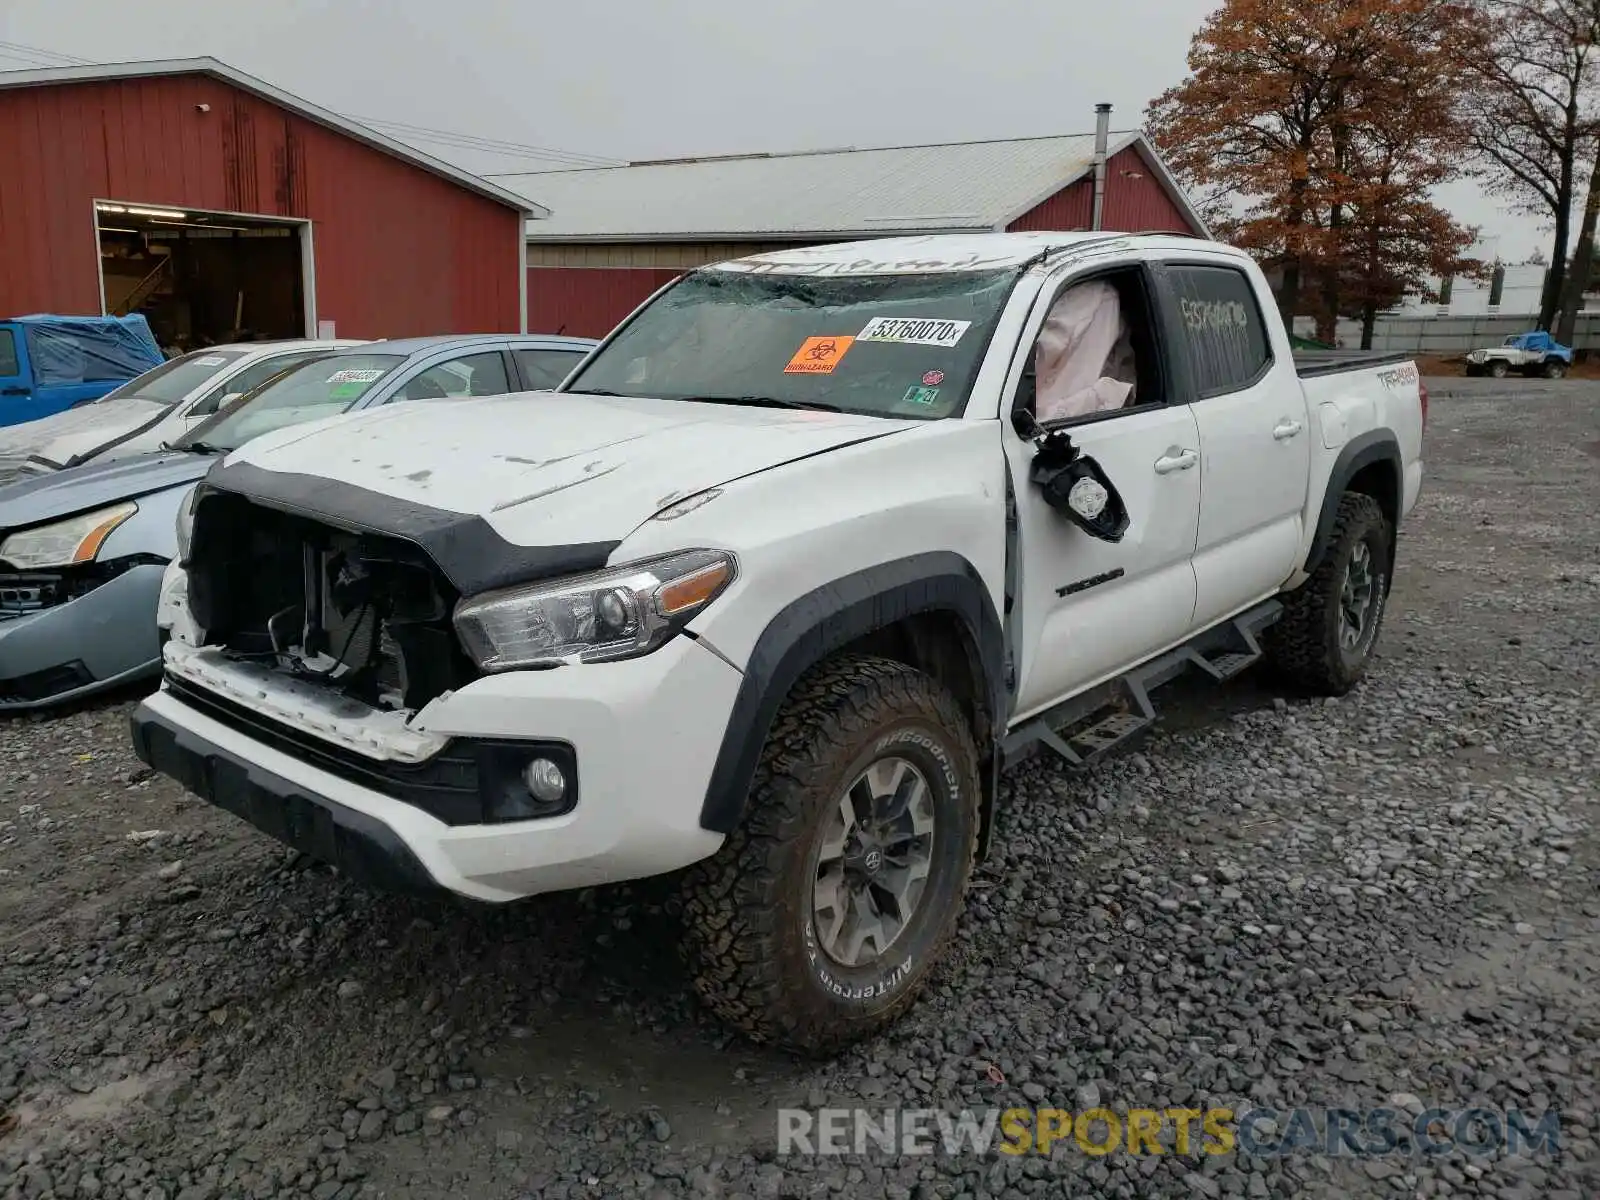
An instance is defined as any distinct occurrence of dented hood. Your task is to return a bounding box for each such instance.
[216,390,907,549]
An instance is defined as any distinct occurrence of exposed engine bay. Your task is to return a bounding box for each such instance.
[185,490,477,712]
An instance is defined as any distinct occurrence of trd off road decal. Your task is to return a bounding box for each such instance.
[856,317,972,348]
[785,336,855,374]
[1376,363,1419,389]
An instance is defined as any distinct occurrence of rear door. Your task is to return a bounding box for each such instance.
[378,348,515,405]
[1156,259,1311,631]
[0,325,34,427]
[512,344,590,390]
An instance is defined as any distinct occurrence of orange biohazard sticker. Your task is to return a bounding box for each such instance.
[784,335,855,374]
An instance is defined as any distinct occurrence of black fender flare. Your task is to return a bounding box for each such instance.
[697,551,1006,839]
[1303,430,1402,576]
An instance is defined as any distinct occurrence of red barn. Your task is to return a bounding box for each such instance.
[0,57,544,348]
[503,107,1209,338]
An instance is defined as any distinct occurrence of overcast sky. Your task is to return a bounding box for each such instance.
[1,0,1546,263]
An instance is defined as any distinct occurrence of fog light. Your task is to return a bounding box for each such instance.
[524,757,567,804]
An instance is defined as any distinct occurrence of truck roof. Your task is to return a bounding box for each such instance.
[709,230,1223,276]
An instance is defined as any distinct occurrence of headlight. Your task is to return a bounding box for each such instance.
[175,488,198,561]
[0,501,138,570]
[453,549,737,670]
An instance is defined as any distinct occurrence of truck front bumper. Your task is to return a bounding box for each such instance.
[130,633,741,902]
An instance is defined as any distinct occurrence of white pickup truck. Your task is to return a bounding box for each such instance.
[132,232,1426,1054]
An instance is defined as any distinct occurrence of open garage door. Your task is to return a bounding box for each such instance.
[95,201,312,355]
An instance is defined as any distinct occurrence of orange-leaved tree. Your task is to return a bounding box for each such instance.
[1148,0,1483,341]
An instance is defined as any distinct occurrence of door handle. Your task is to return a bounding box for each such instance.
[0,386,26,396]
[1273,419,1305,441]
[1154,448,1199,474]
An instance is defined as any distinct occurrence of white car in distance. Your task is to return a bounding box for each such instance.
[0,338,368,484]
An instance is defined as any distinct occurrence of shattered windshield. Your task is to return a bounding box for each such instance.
[563,268,1021,419]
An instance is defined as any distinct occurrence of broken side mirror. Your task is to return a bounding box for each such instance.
[1019,416,1130,543]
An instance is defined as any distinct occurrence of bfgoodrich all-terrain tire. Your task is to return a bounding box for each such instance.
[678,655,981,1055]
[1265,491,1392,695]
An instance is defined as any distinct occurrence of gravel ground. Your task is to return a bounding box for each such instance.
[2,378,1597,1200]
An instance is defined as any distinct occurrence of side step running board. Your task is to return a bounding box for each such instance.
[1001,599,1283,771]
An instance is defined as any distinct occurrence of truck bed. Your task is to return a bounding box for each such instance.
[1293,349,1413,378]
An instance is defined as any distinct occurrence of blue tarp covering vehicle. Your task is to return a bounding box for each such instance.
[0,314,166,429]
[1464,330,1574,378]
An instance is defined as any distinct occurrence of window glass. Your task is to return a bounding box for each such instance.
[179,352,405,451]
[190,351,325,416]
[395,352,511,402]
[1166,266,1272,396]
[565,268,1021,420]
[514,348,585,389]
[0,330,18,377]
[93,349,247,405]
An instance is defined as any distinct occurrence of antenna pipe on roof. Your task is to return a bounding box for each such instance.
[1092,103,1112,231]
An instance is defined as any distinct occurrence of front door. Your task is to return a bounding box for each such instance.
[1156,262,1311,631]
[1002,262,1203,721]
[0,325,36,428]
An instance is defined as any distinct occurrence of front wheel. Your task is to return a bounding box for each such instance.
[1543,359,1568,379]
[1487,360,1509,378]
[677,655,981,1055]
[1265,492,1392,695]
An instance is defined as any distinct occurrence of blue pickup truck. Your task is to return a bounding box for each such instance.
[0,314,166,428]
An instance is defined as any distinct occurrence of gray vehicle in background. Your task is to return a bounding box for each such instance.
[0,333,598,710]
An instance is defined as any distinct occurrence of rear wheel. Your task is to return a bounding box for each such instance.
[677,655,981,1055]
[1265,492,1392,695]
[1542,359,1568,379]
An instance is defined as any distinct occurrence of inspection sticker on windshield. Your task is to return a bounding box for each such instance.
[326,368,383,384]
[856,317,971,348]
[193,355,226,367]
[784,335,855,374]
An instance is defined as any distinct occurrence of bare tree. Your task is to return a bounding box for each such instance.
[1466,0,1600,329]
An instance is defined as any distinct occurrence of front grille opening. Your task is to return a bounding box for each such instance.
[186,493,478,711]
[0,558,160,617]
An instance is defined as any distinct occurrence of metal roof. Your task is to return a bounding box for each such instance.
[502,131,1208,242]
[0,57,548,218]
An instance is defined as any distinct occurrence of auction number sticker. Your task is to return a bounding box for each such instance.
[326,368,384,384]
[785,335,855,374]
[856,317,971,348]
[193,355,227,367]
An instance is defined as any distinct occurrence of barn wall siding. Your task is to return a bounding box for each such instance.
[0,76,521,335]
[525,241,802,269]
[527,267,683,337]
[1007,145,1199,235]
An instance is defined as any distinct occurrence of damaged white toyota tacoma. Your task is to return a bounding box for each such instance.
[133,232,1425,1054]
